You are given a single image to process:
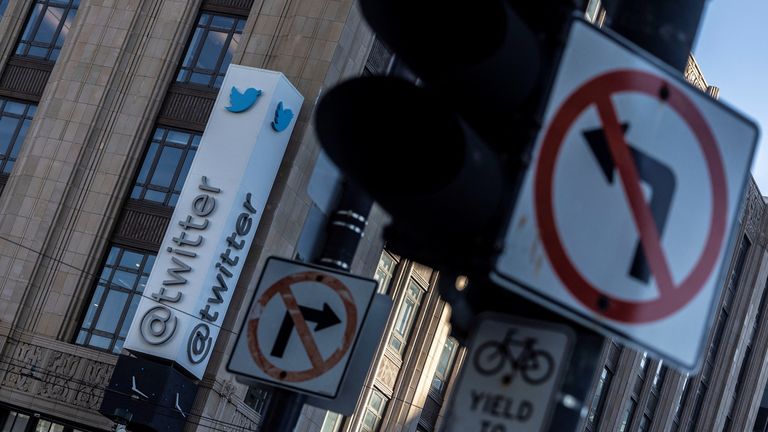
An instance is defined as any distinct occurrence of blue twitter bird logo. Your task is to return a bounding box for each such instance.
[272,101,294,132]
[226,87,262,113]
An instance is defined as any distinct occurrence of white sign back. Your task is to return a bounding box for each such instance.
[445,315,573,432]
[492,19,757,370]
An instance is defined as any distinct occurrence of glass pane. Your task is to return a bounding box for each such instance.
[94,289,128,333]
[149,146,183,187]
[82,285,104,329]
[119,250,144,269]
[51,423,65,432]
[12,119,32,157]
[4,101,25,115]
[136,142,159,184]
[75,330,87,344]
[144,189,165,203]
[370,392,382,411]
[112,270,137,290]
[189,72,211,85]
[112,338,124,354]
[394,298,415,336]
[33,6,66,44]
[0,116,19,156]
[137,275,148,293]
[35,420,52,432]
[388,335,402,352]
[196,31,228,70]
[21,5,43,41]
[174,150,196,191]
[144,255,156,272]
[56,8,76,46]
[88,334,111,349]
[119,295,140,337]
[182,28,204,68]
[166,130,190,146]
[10,413,29,432]
[210,15,234,31]
[362,413,376,428]
[29,46,49,58]
[0,0,9,17]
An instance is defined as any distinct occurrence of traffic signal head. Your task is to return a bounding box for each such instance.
[315,77,505,267]
[315,1,582,270]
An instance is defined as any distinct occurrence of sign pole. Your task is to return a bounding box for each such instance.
[258,180,372,431]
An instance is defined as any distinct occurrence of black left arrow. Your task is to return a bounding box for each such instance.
[270,303,341,359]
[583,124,676,284]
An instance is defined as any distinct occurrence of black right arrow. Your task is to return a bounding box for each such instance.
[270,303,341,359]
[583,124,676,284]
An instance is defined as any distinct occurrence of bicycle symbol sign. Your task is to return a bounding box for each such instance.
[473,329,554,386]
[445,315,574,432]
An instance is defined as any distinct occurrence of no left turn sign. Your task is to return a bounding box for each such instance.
[228,257,376,397]
[493,19,757,370]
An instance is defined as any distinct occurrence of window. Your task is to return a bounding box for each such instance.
[1,411,30,432]
[321,412,343,432]
[244,385,271,415]
[360,390,388,432]
[176,12,246,89]
[15,0,79,61]
[585,0,602,22]
[619,399,637,432]
[431,337,458,394]
[0,0,9,17]
[587,366,613,430]
[373,251,397,294]
[34,420,65,432]
[75,245,155,353]
[389,279,424,354]
[0,99,35,175]
[131,127,201,207]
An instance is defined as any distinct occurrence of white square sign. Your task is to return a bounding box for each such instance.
[493,19,758,370]
[445,315,574,432]
[227,257,377,398]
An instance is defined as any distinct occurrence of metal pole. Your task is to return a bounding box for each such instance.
[602,0,708,73]
[257,180,373,431]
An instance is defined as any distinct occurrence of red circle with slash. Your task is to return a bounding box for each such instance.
[247,271,357,381]
[534,70,728,323]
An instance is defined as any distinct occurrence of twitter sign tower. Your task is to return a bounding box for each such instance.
[123,64,303,380]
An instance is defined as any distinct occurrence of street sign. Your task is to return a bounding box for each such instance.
[445,315,574,432]
[227,257,377,398]
[493,18,758,370]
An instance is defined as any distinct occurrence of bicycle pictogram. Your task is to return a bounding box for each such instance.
[473,328,554,385]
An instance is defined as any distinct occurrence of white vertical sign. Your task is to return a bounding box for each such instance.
[124,65,304,379]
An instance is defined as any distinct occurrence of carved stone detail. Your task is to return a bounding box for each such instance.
[1,342,44,393]
[744,182,765,242]
[38,351,80,402]
[72,361,113,409]
[376,355,400,392]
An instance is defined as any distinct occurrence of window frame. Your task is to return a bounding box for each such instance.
[388,278,425,355]
[15,0,79,62]
[0,98,36,175]
[75,245,156,354]
[174,11,246,89]
[130,126,201,207]
[360,389,388,432]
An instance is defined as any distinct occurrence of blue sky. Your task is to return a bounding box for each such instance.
[694,0,768,195]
